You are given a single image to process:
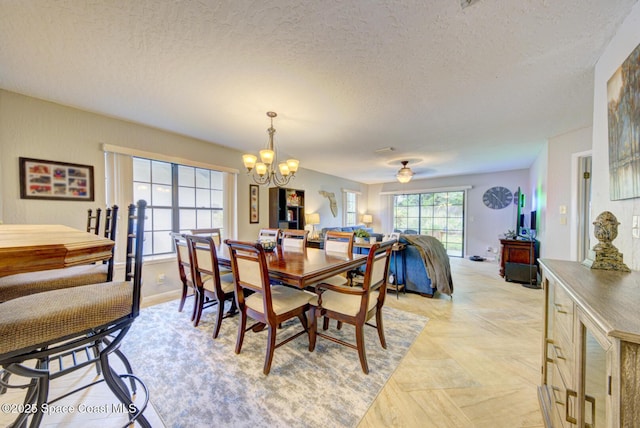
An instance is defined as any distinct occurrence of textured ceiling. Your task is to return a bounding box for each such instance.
[0,0,637,184]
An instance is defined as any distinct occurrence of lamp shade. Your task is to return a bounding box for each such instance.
[306,213,320,225]
[362,214,373,224]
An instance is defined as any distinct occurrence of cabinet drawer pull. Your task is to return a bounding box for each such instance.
[565,389,577,424]
[553,345,566,360]
[585,394,596,428]
[554,303,568,314]
[551,386,565,405]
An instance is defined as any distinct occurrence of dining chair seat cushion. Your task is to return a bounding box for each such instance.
[245,285,315,316]
[317,289,380,317]
[0,281,132,356]
[203,273,235,295]
[319,274,349,287]
[0,264,109,303]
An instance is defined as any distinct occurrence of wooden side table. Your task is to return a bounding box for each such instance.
[306,238,323,249]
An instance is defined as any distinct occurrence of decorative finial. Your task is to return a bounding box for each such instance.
[583,211,630,272]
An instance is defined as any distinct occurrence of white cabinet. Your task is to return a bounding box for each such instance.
[539,259,640,428]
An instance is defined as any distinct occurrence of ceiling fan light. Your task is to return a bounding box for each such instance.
[396,160,415,183]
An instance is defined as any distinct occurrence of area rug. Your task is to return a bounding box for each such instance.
[121,300,428,428]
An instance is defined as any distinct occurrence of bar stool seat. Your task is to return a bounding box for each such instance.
[0,281,132,358]
[0,264,108,303]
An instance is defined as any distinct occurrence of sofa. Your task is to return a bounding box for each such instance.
[396,234,453,297]
[319,225,384,242]
[319,227,451,298]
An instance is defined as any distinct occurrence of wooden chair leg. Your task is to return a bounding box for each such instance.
[322,316,329,330]
[375,308,387,349]
[212,298,224,339]
[193,293,204,327]
[297,312,308,331]
[309,307,317,351]
[235,311,247,354]
[263,326,277,375]
[178,283,188,312]
[337,321,343,330]
[355,324,369,374]
[190,292,199,322]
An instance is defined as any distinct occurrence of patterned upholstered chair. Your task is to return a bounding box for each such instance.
[309,242,392,374]
[0,205,119,303]
[0,201,150,427]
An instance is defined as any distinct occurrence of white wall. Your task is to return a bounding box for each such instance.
[372,169,530,259]
[591,2,640,270]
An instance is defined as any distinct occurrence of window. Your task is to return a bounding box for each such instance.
[392,191,464,257]
[343,190,358,226]
[133,157,225,256]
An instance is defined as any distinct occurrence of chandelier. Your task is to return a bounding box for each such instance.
[242,111,299,187]
[396,160,415,183]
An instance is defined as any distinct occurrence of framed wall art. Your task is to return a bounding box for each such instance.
[607,41,640,200]
[19,157,95,201]
[249,184,259,223]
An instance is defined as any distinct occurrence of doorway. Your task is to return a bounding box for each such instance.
[577,155,592,262]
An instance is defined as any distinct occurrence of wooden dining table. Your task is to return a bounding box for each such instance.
[0,224,115,277]
[216,244,367,289]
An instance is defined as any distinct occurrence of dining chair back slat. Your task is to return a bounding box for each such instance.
[86,208,102,235]
[281,229,308,250]
[324,231,354,255]
[191,228,223,248]
[258,228,281,243]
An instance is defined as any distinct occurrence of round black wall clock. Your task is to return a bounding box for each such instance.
[483,186,513,209]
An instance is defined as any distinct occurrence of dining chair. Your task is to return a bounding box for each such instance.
[191,228,223,248]
[86,207,102,235]
[258,228,281,243]
[190,228,231,274]
[320,230,355,286]
[0,201,150,427]
[186,234,236,335]
[309,242,392,374]
[171,232,200,320]
[281,229,309,250]
[0,205,119,303]
[225,239,315,375]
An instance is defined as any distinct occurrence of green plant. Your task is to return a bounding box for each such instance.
[504,229,517,239]
[355,228,370,238]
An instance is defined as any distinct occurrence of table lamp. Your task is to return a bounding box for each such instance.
[362,214,373,227]
[306,213,321,239]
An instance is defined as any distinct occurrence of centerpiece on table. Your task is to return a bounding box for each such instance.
[354,228,370,244]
